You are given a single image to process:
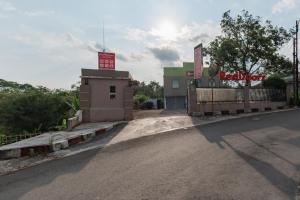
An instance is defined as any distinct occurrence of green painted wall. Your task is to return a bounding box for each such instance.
[164,62,208,77]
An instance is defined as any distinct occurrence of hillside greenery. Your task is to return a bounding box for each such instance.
[0,79,79,136]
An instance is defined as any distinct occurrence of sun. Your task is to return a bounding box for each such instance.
[154,20,178,41]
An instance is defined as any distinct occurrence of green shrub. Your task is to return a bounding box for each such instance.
[262,75,286,89]
[0,91,70,135]
[134,94,148,108]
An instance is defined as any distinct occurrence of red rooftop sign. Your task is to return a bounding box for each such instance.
[98,52,115,70]
[219,71,266,81]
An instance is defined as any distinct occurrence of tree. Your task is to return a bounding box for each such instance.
[134,81,163,99]
[0,91,70,134]
[262,75,286,89]
[133,94,148,108]
[0,79,80,135]
[206,10,292,111]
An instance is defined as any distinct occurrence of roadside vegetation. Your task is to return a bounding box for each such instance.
[133,81,164,109]
[0,79,79,138]
[262,75,286,90]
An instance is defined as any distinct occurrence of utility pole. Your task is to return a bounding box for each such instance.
[296,20,299,105]
[293,37,296,104]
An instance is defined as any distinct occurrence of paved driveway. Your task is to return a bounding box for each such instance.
[1,110,300,200]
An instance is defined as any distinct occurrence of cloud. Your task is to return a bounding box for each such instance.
[24,10,55,17]
[65,33,144,63]
[148,47,180,64]
[279,39,293,60]
[189,33,210,43]
[65,33,101,52]
[116,53,128,62]
[272,0,296,13]
[11,28,146,66]
[6,20,220,88]
[94,43,105,51]
[125,22,220,46]
[126,28,148,41]
[0,1,16,12]
[123,21,220,66]
[130,53,144,61]
[0,1,54,17]
[116,52,146,62]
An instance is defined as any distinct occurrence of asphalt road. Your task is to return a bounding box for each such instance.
[1,110,300,200]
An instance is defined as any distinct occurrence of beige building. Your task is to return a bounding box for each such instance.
[79,69,134,122]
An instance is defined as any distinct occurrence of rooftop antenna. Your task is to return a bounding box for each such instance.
[102,21,105,52]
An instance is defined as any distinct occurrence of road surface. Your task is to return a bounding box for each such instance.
[1,110,300,200]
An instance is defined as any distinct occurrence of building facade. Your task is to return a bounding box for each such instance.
[163,62,194,110]
[79,69,134,122]
[163,62,223,110]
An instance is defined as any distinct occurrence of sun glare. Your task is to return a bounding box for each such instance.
[155,20,178,41]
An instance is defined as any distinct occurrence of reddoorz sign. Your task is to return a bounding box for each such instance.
[219,71,266,81]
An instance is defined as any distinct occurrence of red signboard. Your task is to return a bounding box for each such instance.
[219,71,266,81]
[98,52,115,70]
[194,44,203,79]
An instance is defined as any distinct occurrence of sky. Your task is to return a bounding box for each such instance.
[0,0,299,89]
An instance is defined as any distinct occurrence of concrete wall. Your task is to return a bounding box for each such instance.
[187,85,287,115]
[80,69,133,122]
[67,110,82,130]
[124,86,134,120]
[164,76,192,97]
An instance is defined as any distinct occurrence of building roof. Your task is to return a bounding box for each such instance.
[164,62,208,77]
[81,69,132,79]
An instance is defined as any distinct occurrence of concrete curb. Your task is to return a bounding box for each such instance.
[0,122,125,160]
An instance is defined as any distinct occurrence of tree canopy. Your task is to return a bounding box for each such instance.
[262,75,286,90]
[206,10,293,84]
[134,81,163,99]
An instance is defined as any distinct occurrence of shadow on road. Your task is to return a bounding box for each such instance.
[0,148,100,200]
[69,123,127,152]
[193,110,300,199]
[0,124,128,200]
[226,140,296,199]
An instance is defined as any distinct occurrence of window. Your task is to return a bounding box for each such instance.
[84,78,88,85]
[110,85,116,99]
[172,80,179,89]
